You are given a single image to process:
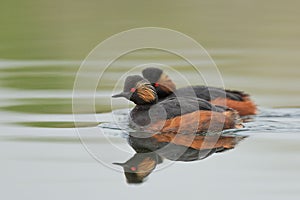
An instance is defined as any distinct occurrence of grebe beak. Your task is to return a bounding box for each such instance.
[112,162,126,167]
[112,92,131,99]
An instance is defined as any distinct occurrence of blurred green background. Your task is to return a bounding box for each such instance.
[1,0,300,59]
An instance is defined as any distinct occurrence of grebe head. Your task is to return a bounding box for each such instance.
[142,67,176,98]
[112,75,158,105]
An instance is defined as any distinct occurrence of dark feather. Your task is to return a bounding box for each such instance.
[169,86,246,101]
[130,96,227,126]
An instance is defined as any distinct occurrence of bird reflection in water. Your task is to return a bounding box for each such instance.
[114,132,246,184]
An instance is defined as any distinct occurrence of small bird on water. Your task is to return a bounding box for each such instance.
[112,75,243,134]
[142,67,257,116]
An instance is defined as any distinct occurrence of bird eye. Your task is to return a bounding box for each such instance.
[130,166,137,171]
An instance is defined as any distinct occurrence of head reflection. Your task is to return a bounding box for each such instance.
[114,132,246,184]
[113,152,162,184]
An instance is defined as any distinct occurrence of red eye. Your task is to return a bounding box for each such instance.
[130,88,136,92]
[130,166,137,171]
[154,83,159,87]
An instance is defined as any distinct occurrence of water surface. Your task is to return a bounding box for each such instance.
[1,0,300,199]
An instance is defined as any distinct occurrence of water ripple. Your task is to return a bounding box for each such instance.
[99,107,300,137]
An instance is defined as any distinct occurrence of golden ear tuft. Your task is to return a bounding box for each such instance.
[136,82,156,103]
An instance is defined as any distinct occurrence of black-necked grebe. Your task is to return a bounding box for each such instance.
[142,67,257,116]
[112,75,243,134]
